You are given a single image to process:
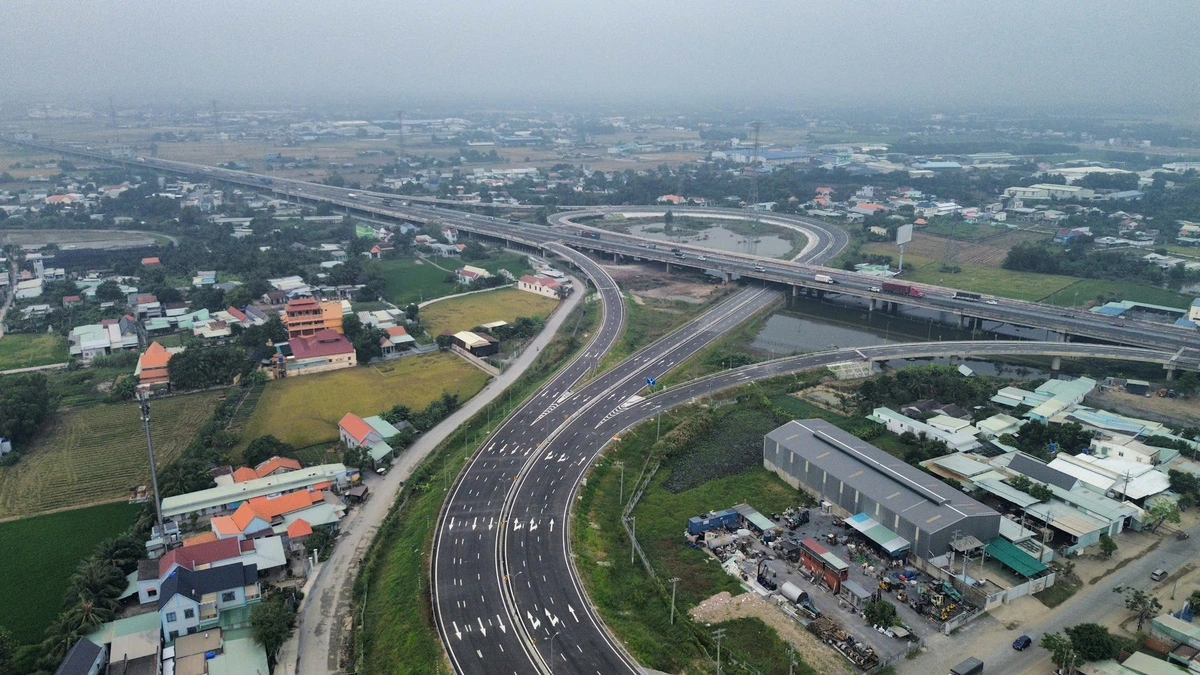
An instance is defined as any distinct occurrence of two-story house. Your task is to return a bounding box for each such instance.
[157,563,260,641]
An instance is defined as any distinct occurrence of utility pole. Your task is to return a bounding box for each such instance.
[656,412,662,442]
[615,460,625,505]
[630,516,636,565]
[713,628,727,675]
[669,577,681,624]
[788,644,797,675]
[137,391,166,540]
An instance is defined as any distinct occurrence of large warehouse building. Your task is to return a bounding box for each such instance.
[764,419,1001,562]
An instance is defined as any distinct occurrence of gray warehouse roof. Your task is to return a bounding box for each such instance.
[766,419,998,541]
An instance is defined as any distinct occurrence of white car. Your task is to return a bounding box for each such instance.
[985,299,999,305]
[870,286,881,293]
[754,265,765,272]
[698,255,707,261]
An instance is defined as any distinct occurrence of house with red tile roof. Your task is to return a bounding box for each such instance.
[284,329,356,376]
[141,256,162,268]
[135,341,173,392]
[517,274,566,299]
[254,456,301,477]
[230,467,259,483]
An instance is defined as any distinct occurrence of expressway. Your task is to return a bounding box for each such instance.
[10,136,1197,357]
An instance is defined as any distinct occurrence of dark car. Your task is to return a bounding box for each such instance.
[1012,635,1033,651]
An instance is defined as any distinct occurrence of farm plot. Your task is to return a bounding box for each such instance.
[0,502,141,644]
[233,353,489,454]
[865,230,1048,268]
[0,332,69,370]
[0,392,220,518]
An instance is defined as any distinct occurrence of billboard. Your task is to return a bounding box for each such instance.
[896,223,913,246]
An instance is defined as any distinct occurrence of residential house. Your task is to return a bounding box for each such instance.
[15,277,43,299]
[157,563,260,641]
[282,329,357,376]
[456,265,491,284]
[441,226,459,243]
[192,319,231,340]
[517,274,565,299]
[281,298,344,339]
[192,270,216,287]
[339,413,404,466]
[69,317,140,364]
[106,628,160,675]
[380,325,415,356]
[159,463,352,521]
[135,342,173,392]
[868,407,982,452]
[53,638,105,675]
[141,257,162,268]
[210,490,344,540]
[62,294,82,307]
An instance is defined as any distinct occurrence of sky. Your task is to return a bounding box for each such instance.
[4,1,1199,112]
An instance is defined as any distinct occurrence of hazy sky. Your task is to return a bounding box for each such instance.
[4,1,1199,111]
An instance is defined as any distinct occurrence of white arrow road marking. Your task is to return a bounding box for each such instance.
[452,621,462,640]
[496,614,507,633]
[550,518,555,532]
[478,617,487,637]
[526,611,541,631]
[568,605,578,622]
[529,518,538,531]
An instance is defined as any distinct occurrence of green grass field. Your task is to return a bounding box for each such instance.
[1042,279,1194,309]
[377,258,455,306]
[378,253,535,307]
[0,502,141,644]
[905,262,1077,301]
[0,333,69,370]
[0,393,220,518]
[234,354,490,454]
[420,287,559,336]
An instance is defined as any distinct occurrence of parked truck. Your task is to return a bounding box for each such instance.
[814,274,835,284]
[949,657,983,675]
[953,291,982,302]
[882,281,925,298]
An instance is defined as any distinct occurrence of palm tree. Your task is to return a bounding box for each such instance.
[94,535,146,575]
[63,561,124,613]
[64,599,114,632]
[40,615,82,667]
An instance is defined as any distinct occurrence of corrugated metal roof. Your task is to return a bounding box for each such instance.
[933,454,993,478]
[847,513,911,555]
[1009,453,1079,491]
[767,420,997,540]
[974,477,1041,508]
[985,538,1047,577]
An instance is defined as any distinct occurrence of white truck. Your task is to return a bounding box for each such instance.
[814,274,835,284]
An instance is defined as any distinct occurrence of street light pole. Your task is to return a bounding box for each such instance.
[137,391,166,540]
[548,630,562,673]
[615,460,624,505]
[630,516,636,565]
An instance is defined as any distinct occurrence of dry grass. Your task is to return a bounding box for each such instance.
[233,354,490,453]
[0,393,220,519]
[420,287,559,336]
[865,230,1049,268]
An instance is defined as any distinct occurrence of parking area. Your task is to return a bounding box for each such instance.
[696,506,957,670]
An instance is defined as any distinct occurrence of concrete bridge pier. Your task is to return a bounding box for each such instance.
[1167,365,1176,381]
[890,301,899,315]
[816,289,825,300]
[869,298,876,312]
[1051,356,1062,372]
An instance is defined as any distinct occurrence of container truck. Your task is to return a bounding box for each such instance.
[881,281,925,298]
[953,291,982,302]
[814,274,835,284]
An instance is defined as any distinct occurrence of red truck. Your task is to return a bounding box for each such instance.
[881,281,924,298]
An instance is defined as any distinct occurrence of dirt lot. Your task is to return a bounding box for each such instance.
[601,262,725,303]
[1088,387,1200,428]
[691,591,854,675]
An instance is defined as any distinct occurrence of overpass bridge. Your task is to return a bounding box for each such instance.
[10,136,1199,363]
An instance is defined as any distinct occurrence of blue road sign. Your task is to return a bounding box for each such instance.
[646,377,657,386]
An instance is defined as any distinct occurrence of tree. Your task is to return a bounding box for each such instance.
[1121,588,1162,633]
[342,444,371,472]
[0,373,53,446]
[1098,533,1118,559]
[95,279,125,303]
[243,435,296,469]
[0,624,16,675]
[167,346,247,391]
[435,333,453,351]
[1146,499,1181,533]
[251,595,296,667]
[1064,622,1119,662]
[864,599,897,628]
[405,303,419,323]
[94,535,146,575]
[1041,632,1078,673]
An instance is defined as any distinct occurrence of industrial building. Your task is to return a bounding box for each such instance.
[763,419,1001,563]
